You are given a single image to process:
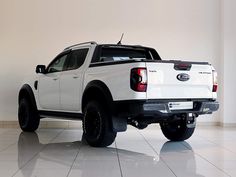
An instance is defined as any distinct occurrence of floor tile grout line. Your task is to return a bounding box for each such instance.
[66,142,83,177]
[11,128,65,177]
[137,130,178,177]
[0,142,17,153]
[196,134,236,156]
[181,141,232,177]
[0,130,22,152]
[115,141,124,177]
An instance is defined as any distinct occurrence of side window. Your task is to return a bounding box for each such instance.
[65,48,89,70]
[47,55,67,73]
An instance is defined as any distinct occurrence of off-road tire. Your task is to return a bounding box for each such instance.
[160,120,195,141]
[18,98,40,132]
[83,101,116,147]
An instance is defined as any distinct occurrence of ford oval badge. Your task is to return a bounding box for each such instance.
[177,73,190,81]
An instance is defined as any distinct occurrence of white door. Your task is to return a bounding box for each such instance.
[38,54,68,110]
[60,48,89,111]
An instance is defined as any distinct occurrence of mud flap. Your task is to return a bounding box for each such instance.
[112,116,127,132]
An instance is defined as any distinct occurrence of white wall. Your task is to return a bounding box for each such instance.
[222,0,236,124]
[0,0,221,122]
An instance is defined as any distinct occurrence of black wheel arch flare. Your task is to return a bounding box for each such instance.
[82,80,127,132]
[82,80,114,113]
[18,84,38,111]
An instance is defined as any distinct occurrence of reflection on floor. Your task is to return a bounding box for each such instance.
[0,125,235,177]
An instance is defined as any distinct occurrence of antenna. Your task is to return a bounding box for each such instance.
[117,33,124,45]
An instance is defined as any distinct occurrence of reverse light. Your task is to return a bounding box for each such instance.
[212,70,218,92]
[130,68,147,92]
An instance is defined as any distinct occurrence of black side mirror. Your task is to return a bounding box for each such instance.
[36,65,46,74]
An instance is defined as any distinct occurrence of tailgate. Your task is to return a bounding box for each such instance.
[146,61,214,99]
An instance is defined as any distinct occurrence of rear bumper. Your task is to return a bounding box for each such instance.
[113,99,219,118]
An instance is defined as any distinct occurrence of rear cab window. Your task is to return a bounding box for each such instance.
[91,45,161,63]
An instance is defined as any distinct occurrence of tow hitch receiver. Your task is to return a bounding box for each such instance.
[186,113,196,128]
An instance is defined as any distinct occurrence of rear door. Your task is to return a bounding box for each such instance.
[60,48,89,111]
[146,61,213,99]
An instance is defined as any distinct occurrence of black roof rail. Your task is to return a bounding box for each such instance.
[64,41,97,50]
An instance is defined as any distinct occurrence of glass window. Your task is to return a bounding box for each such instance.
[99,47,152,62]
[65,48,89,70]
[47,54,67,73]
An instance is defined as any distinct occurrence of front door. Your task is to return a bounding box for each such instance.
[38,53,68,110]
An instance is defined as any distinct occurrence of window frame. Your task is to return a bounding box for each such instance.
[46,51,71,74]
[63,48,89,72]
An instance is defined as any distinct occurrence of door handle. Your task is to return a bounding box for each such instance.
[53,78,59,81]
[73,76,79,79]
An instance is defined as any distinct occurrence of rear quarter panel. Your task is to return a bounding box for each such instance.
[84,63,146,101]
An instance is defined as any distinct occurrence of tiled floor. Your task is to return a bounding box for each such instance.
[0,125,236,177]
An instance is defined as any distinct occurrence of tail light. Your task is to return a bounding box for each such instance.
[212,70,218,92]
[130,68,147,92]
[174,63,192,71]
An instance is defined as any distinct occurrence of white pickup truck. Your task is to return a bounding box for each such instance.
[18,41,219,147]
